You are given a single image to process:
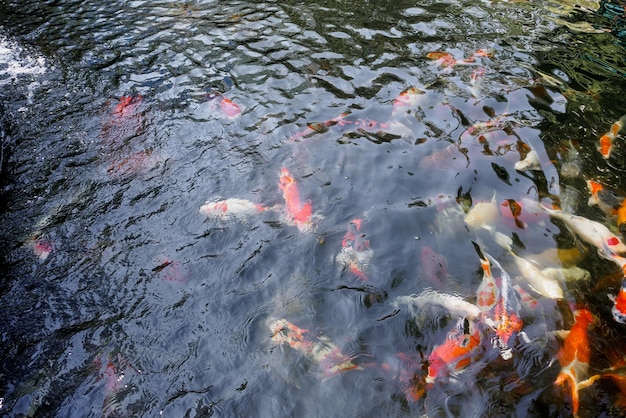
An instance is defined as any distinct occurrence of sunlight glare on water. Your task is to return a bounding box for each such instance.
[2,0,626,417]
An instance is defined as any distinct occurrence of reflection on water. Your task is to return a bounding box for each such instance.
[2,0,626,416]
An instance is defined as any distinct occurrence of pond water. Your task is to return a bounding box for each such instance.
[2,0,626,417]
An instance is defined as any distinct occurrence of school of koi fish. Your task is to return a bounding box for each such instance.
[85,48,626,416]
[188,49,626,416]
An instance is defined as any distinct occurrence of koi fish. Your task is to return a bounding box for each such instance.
[208,93,241,118]
[514,149,541,171]
[610,277,626,323]
[32,237,53,261]
[597,114,626,159]
[392,87,424,115]
[426,317,481,384]
[587,180,626,236]
[199,198,270,221]
[474,244,523,359]
[500,199,525,229]
[278,167,314,232]
[335,218,373,281]
[464,193,499,230]
[510,251,564,299]
[393,290,482,322]
[541,204,626,258]
[426,51,457,68]
[114,95,142,117]
[554,309,595,417]
[268,318,363,380]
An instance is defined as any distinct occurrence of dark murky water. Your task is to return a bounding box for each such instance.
[2,1,626,417]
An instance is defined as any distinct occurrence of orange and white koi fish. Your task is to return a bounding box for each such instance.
[587,180,626,237]
[392,87,424,115]
[269,318,363,380]
[199,198,270,221]
[541,204,626,258]
[278,167,314,232]
[598,114,626,159]
[208,93,241,118]
[474,244,523,359]
[335,218,373,281]
[554,309,595,417]
[426,317,481,384]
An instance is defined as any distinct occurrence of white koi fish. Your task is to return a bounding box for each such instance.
[393,290,482,322]
[199,198,273,221]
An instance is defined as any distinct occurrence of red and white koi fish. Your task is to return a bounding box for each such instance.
[541,203,626,258]
[474,244,523,359]
[426,317,481,384]
[554,309,595,417]
[335,218,373,281]
[278,167,314,232]
[598,114,626,159]
[392,87,424,115]
[610,277,626,324]
[199,198,271,221]
[269,318,363,380]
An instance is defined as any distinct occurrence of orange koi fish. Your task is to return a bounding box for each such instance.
[474,244,523,359]
[426,51,457,68]
[269,318,363,380]
[426,318,481,384]
[199,198,271,221]
[219,96,241,118]
[554,309,595,417]
[335,218,373,281]
[278,167,314,232]
[598,114,626,159]
[392,87,424,114]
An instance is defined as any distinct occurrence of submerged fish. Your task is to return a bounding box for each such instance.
[335,218,373,281]
[199,198,270,221]
[514,149,542,172]
[278,167,314,232]
[426,317,481,384]
[392,86,425,115]
[474,244,523,359]
[114,95,142,117]
[464,193,499,230]
[554,309,595,417]
[542,204,626,258]
[394,290,482,322]
[268,318,363,380]
[597,114,626,159]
